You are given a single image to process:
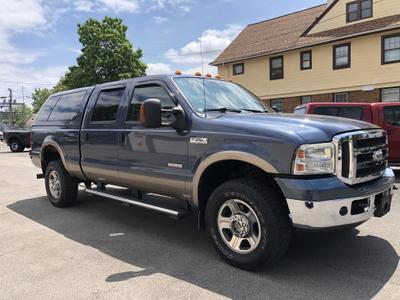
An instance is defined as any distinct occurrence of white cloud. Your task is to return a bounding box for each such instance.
[152,16,168,24]
[165,24,243,65]
[98,0,140,13]
[71,0,194,13]
[74,0,95,12]
[0,64,66,105]
[0,0,66,102]
[147,63,173,75]
[146,24,243,76]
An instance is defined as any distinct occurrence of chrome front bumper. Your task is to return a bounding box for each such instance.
[286,169,395,229]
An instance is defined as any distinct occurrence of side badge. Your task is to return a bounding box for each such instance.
[190,137,209,145]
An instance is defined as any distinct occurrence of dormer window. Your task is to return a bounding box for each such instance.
[347,0,372,23]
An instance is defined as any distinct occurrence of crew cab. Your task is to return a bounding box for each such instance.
[3,130,31,152]
[31,75,394,270]
[294,102,400,165]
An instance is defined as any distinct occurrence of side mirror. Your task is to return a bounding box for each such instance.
[140,99,161,128]
[170,106,186,131]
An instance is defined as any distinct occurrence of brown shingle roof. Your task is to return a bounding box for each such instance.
[211,5,400,66]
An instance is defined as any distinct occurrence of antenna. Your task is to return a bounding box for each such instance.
[200,38,207,117]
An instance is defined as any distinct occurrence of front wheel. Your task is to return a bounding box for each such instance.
[45,160,78,207]
[206,178,292,270]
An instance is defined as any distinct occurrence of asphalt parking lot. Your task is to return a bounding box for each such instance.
[0,142,399,300]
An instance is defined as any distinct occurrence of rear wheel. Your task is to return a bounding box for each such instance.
[206,178,292,270]
[9,140,23,152]
[45,160,78,207]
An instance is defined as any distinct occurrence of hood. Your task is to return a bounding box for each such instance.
[212,113,378,144]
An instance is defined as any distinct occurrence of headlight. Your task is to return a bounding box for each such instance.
[293,143,335,175]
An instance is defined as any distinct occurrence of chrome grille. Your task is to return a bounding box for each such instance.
[333,130,388,185]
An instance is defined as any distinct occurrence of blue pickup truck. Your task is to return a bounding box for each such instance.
[31,74,394,270]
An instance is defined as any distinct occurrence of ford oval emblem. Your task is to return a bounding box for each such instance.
[372,149,384,162]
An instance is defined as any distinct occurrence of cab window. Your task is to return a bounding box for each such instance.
[48,91,87,123]
[127,84,176,123]
[36,96,59,121]
[314,106,362,120]
[92,88,125,122]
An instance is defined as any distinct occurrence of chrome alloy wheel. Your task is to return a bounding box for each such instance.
[217,199,261,254]
[49,170,61,199]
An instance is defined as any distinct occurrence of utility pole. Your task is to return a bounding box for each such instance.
[8,88,13,129]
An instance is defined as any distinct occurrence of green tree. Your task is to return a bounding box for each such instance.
[13,105,33,128]
[63,17,147,89]
[32,88,52,113]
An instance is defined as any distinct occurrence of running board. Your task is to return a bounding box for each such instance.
[85,188,188,219]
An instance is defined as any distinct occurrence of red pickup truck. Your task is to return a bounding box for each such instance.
[294,102,400,165]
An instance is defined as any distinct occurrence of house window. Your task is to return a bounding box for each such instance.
[382,88,400,102]
[300,51,312,70]
[301,96,312,104]
[270,56,284,80]
[233,63,244,75]
[270,99,284,112]
[333,43,351,69]
[382,34,400,64]
[347,0,372,23]
[334,92,349,103]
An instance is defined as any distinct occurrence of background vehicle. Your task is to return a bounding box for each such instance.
[294,102,400,165]
[31,75,394,270]
[4,130,31,152]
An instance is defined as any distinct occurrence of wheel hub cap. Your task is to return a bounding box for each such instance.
[217,199,261,254]
[49,170,61,199]
[231,214,250,238]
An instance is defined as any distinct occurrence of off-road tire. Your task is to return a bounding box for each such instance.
[45,160,78,207]
[205,178,292,270]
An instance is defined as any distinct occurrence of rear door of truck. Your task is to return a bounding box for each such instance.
[80,84,128,184]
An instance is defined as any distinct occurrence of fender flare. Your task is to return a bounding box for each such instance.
[40,137,69,173]
[191,150,278,206]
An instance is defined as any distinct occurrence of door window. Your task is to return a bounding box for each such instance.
[384,106,400,127]
[127,84,176,123]
[92,88,125,122]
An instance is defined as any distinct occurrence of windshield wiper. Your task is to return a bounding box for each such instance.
[239,108,267,113]
[204,107,242,113]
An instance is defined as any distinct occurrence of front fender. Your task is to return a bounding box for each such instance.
[190,150,278,207]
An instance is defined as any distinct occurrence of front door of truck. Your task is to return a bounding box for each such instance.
[382,106,400,162]
[118,81,188,199]
[80,85,127,184]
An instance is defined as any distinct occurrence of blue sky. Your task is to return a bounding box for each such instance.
[0,0,325,104]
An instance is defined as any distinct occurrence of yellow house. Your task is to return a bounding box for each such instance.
[211,0,400,113]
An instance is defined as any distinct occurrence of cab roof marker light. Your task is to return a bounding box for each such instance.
[195,72,202,77]
[175,70,182,75]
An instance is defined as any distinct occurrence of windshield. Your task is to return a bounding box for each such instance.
[173,77,271,114]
